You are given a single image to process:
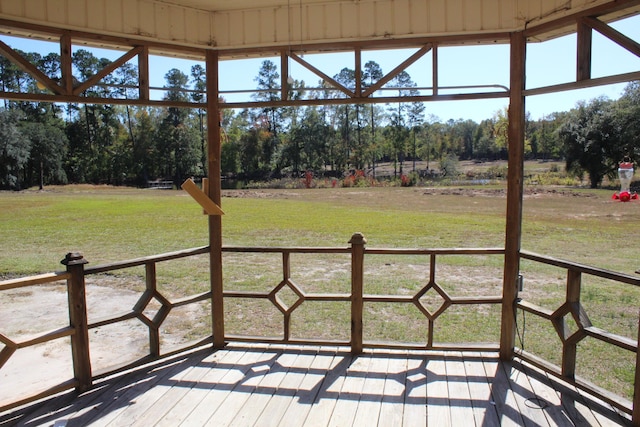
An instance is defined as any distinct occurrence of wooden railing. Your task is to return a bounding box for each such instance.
[221,237,505,352]
[0,236,638,423]
[517,250,640,422]
[0,246,210,412]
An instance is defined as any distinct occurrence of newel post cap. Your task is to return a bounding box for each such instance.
[349,232,367,246]
[61,252,89,266]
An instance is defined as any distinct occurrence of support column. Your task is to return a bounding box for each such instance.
[206,50,225,349]
[500,31,526,360]
[61,252,92,392]
[633,309,640,427]
[350,232,366,355]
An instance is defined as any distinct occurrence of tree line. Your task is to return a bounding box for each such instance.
[1,47,639,190]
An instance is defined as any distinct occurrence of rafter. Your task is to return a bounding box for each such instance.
[289,51,354,98]
[361,45,432,98]
[73,46,143,95]
[0,38,63,95]
[582,16,640,58]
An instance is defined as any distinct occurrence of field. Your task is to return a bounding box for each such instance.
[1,164,639,401]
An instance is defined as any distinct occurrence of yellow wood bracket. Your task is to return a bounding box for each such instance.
[181,178,224,216]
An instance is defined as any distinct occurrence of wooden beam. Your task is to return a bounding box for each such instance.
[524,71,640,97]
[583,16,640,58]
[432,44,439,96]
[219,90,508,110]
[206,50,225,349]
[73,46,143,95]
[349,233,366,355]
[562,270,582,379]
[181,178,224,215]
[362,45,431,98]
[500,31,526,361]
[524,0,640,39]
[0,38,63,95]
[355,47,362,97]
[60,33,73,95]
[61,253,92,392]
[139,45,150,101]
[633,310,640,426]
[281,50,289,101]
[289,52,354,98]
[576,19,592,81]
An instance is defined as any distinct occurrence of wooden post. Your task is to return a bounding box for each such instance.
[500,30,526,360]
[145,262,160,357]
[576,18,592,82]
[562,269,582,379]
[350,232,366,355]
[61,252,92,392]
[206,50,225,349]
[281,50,288,101]
[633,309,640,427]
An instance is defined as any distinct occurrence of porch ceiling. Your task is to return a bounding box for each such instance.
[0,0,639,58]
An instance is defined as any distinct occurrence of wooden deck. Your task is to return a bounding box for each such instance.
[1,344,632,427]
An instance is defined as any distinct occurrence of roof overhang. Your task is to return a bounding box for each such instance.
[0,0,639,59]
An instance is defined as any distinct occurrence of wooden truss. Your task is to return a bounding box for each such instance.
[0,5,638,110]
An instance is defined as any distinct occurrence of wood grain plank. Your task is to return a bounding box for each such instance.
[3,346,632,427]
[482,352,525,427]
[129,354,220,426]
[7,358,155,427]
[504,359,551,427]
[280,347,339,427]
[463,352,500,427]
[298,351,350,427]
[426,354,450,426]
[203,348,284,426]
[445,352,475,427]
[252,349,316,427]
[154,347,249,426]
[574,385,630,427]
[327,353,372,426]
[377,351,409,427]
[352,352,389,425]
[73,355,198,427]
[227,348,293,427]
[178,347,269,425]
[402,353,427,426]
[513,362,576,427]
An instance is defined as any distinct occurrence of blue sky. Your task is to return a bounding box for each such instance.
[1,14,638,123]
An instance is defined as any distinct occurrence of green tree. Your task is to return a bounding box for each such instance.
[253,60,282,174]
[386,71,418,176]
[0,109,30,189]
[157,68,202,186]
[615,81,640,163]
[23,121,68,189]
[363,61,384,176]
[559,97,620,188]
[191,64,208,175]
[332,68,358,170]
[440,152,460,177]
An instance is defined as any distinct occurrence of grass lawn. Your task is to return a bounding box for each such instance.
[1,181,639,400]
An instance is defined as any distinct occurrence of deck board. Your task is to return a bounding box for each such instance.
[483,351,526,426]
[0,344,633,427]
[377,352,408,426]
[351,353,388,426]
[463,351,500,426]
[426,353,451,426]
[298,349,349,427]
[445,352,475,426]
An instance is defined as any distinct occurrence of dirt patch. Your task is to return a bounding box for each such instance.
[422,187,597,198]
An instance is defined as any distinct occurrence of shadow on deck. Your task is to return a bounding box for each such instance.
[1,344,632,427]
